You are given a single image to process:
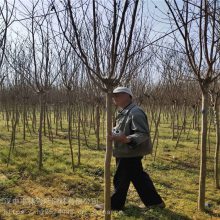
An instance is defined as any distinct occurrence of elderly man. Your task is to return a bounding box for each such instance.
[95,87,165,211]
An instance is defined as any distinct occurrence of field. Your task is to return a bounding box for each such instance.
[0,111,219,220]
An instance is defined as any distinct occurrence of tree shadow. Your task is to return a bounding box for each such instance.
[205,209,220,218]
[122,205,191,220]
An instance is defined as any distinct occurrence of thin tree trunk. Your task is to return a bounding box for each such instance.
[23,99,26,140]
[208,110,213,154]
[186,112,195,140]
[96,105,100,150]
[7,104,19,166]
[80,116,89,147]
[196,104,200,150]
[77,109,81,166]
[153,132,159,161]
[32,106,37,133]
[46,105,53,143]
[59,105,63,131]
[176,110,180,135]
[175,104,187,148]
[198,90,208,211]
[55,105,58,136]
[88,109,93,137]
[102,110,105,141]
[183,101,187,133]
[104,91,113,220]
[43,100,46,137]
[171,104,176,139]
[67,92,74,171]
[25,108,32,137]
[38,93,44,170]
[213,101,220,189]
[152,108,161,160]
[5,106,10,131]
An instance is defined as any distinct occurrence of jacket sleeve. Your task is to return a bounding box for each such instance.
[127,110,150,148]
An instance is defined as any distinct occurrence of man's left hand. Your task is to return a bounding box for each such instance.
[108,134,131,144]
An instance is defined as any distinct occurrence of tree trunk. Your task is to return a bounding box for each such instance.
[213,101,220,189]
[183,101,187,133]
[208,110,213,154]
[32,106,36,133]
[43,100,46,137]
[104,91,113,220]
[55,105,58,136]
[5,106,10,131]
[7,104,19,166]
[23,99,26,140]
[171,104,176,139]
[59,105,63,131]
[38,93,44,170]
[198,90,208,211]
[46,105,53,143]
[153,107,161,161]
[102,110,105,141]
[175,103,187,148]
[96,105,100,150]
[67,91,74,171]
[77,109,81,166]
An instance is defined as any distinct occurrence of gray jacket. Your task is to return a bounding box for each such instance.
[113,103,152,158]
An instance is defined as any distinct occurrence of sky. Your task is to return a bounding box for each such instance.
[5,0,173,44]
[1,0,178,84]
[2,0,220,84]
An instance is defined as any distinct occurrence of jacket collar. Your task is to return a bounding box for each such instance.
[118,102,136,116]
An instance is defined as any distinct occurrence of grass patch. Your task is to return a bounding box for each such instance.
[0,112,219,219]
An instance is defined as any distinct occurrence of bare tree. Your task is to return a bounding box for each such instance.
[7,0,60,170]
[53,0,152,218]
[165,0,220,211]
[55,36,82,171]
[209,81,220,189]
[0,0,15,86]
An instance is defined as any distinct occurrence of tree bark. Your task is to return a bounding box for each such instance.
[7,103,19,166]
[104,91,113,220]
[213,99,220,189]
[23,99,26,140]
[153,107,161,161]
[38,92,44,170]
[96,104,100,150]
[67,91,74,171]
[198,90,208,211]
[77,109,81,166]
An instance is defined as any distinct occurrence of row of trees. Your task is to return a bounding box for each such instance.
[0,0,219,218]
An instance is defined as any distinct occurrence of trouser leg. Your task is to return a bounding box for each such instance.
[130,157,163,206]
[111,158,130,210]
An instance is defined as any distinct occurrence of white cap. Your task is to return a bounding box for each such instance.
[113,87,133,97]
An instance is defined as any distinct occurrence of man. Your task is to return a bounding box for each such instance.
[95,86,165,211]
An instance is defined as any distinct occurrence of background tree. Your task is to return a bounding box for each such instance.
[56,38,82,171]
[165,0,220,211]
[0,0,15,86]
[209,81,220,189]
[8,0,60,170]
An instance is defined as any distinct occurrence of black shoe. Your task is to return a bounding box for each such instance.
[146,201,166,210]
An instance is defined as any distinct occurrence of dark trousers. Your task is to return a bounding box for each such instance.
[111,157,163,210]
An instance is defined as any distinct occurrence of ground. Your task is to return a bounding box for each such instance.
[0,113,219,220]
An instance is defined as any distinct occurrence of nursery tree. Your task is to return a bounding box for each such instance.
[53,0,152,218]
[0,0,15,85]
[165,0,220,211]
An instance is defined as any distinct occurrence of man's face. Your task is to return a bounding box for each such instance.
[112,92,131,107]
